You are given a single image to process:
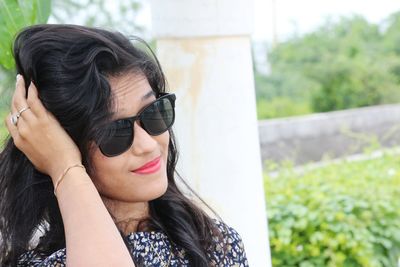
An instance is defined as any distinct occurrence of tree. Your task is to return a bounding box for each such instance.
[256,14,400,117]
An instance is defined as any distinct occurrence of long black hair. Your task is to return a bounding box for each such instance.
[0,24,226,266]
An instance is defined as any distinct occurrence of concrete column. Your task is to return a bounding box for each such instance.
[150,1,271,266]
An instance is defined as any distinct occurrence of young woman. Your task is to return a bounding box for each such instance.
[0,25,248,266]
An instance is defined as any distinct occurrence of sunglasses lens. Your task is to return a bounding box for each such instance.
[99,94,175,157]
[100,120,133,156]
[141,97,175,135]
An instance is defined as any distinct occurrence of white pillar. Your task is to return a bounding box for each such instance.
[150,1,271,266]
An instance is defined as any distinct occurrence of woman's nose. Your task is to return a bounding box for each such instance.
[130,121,158,155]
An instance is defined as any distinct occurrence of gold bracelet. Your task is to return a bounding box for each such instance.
[53,164,86,197]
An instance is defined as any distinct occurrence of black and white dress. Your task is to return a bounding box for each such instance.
[17,220,249,266]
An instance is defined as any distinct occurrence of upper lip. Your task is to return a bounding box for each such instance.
[132,156,161,171]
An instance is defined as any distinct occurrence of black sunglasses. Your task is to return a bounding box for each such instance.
[99,93,176,157]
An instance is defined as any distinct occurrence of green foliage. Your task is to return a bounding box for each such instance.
[310,55,398,112]
[254,67,318,119]
[264,154,400,266]
[0,0,51,70]
[382,12,400,56]
[256,12,400,118]
[257,97,312,119]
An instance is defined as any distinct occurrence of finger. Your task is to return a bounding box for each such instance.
[17,106,37,126]
[10,99,37,128]
[12,75,29,114]
[15,74,27,99]
[14,115,30,139]
[7,102,33,138]
[10,76,20,113]
[26,81,46,117]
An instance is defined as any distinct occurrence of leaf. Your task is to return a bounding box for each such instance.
[0,0,24,69]
[0,0,51,70]
[17,0,33,25]
[33,0,51,24]
[0,0,22,33]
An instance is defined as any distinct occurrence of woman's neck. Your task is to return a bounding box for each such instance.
[101,197,150,235]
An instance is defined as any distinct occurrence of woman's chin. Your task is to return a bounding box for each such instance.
[122,175,169,202]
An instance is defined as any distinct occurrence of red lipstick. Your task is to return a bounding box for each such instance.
[132,156,161,174]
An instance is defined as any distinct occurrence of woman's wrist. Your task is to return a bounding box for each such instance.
[49,157,83,181]
[53,164,86,196]
[53,165,93,197]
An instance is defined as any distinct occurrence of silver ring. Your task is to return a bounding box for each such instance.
[11,113,19,126]
[18,106,30,115]
[10,106,30,126]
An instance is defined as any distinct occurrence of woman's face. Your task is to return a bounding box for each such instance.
[90,72,170,203]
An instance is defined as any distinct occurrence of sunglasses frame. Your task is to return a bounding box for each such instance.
[99,92,176,157]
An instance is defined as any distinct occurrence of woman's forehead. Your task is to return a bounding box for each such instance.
[108,73,155,118]
[109,73,147,97]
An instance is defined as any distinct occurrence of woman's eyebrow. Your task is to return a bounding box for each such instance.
[142,90,156,101]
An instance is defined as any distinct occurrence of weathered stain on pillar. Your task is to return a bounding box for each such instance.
[157,38,214,191]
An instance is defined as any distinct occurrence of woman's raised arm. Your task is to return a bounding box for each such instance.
[5,75,135,267]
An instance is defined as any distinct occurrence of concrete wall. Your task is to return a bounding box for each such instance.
[258,104,400,165]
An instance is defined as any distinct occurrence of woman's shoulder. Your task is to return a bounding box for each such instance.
[212,219,244,244]
[17,248,66,267]
[209,219,249,266]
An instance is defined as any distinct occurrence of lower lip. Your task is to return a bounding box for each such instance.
[132,157,162,175]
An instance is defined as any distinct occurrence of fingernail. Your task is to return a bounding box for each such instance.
[16,74,20,82]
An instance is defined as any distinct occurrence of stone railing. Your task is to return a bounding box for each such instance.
[258,104,400,165]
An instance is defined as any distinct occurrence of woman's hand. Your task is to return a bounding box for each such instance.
[5,75,82,182]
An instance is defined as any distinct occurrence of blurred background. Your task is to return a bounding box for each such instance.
[1,0,400,266]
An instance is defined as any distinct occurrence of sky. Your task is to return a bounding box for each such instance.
[137,0,400,43]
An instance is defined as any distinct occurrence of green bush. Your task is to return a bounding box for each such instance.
[254,70,317,119]
[264,153,400,267]
[257,97,312,119]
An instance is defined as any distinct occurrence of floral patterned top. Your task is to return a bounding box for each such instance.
[17,220,249,266]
